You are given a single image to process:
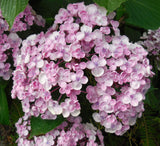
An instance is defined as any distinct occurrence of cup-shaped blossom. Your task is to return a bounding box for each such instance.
[70,70,88,90]
[87,55,106,77]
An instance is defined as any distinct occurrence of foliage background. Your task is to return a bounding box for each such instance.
[0,0,160,145]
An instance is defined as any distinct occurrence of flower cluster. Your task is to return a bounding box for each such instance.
[0,5,45,80]
[140,27,160,56]
[12,2,153,145]
[86,35,154,135]
[16,114,104,146]
[139,27,160,70]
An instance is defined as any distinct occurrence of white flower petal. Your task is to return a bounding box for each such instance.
[37,60,44,68]
[70,73,76,81]
[39,72,47,84]
[72,81,82,90]
[97,5,107,16]
[16,55,22,65]
[48,106,56,115]
[49,31,59,40]
[92,67,104,77]
[122,96,131,104]
[71,110,80,117]
[62,109,70,118]
[44,82,52,91]
[131,99,139,107]
[55,105,63,115]
[104,105,114,113]
[8,33,19,40]
[87,61,95,69]
[81,25,92,33]
[24,54,30,64]
[134,92,143,102]
[86,4,97,15]
[98,58,106,66]
[76,32,85,40]
[105,79,113,87]
[130,81,140,89]
[80,76,88,84]
[92,113,101,122]
[105,126,118,133]
[129,117,137,126]
[63,53,72,62]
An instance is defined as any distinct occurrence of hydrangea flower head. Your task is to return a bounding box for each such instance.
[11,2,154,145]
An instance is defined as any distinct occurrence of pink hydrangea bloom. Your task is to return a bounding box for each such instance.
[0,5,45,80]
[12,2,153,142]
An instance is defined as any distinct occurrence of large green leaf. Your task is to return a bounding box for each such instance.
[124,0,160,30]
[29,115,65,139]
[0,0,29,29]
[0,82,9,125]
[93,0,127,13]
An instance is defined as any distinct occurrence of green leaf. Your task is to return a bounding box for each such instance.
[0,0,29,29]
[115,4,126,20]
[0,82,9,125]
[10,99,24,126]
[124,0,160,30]
[93,0,127,13]
[145,87,160,110]
[29,115,65,139]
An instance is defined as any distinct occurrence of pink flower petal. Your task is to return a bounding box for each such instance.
[77,70,83,77]
[91,55,98,62]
